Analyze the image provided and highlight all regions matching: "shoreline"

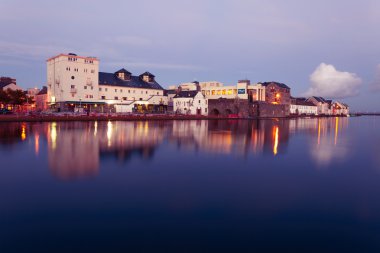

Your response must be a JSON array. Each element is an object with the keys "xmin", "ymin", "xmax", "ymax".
[{"xmin": 0, "ymin": 114, "xmax": 353, "ymax": 122}]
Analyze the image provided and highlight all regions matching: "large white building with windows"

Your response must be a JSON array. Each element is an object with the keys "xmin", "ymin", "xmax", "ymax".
[{"xmin": 47, "ymin": 53, "xmax": 167, "ymax": 113}]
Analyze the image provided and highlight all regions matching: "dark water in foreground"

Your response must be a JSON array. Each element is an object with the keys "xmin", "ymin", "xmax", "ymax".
[{"xmin": 1, "ymin": 117, "xmax": 380, "ymax": 253}]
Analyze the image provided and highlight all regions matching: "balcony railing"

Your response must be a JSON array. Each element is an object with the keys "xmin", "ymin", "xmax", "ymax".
[{"xmin": 70, "ymin": 88, "xmax": 77, "ymax": 93}]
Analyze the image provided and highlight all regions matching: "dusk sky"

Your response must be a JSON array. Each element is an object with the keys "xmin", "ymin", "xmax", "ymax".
[{"xmin": 1, "ymin": 0, "xmax": 380, "ymax": 111}]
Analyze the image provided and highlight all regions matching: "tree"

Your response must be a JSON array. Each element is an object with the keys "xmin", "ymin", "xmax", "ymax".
[
  {"xmin": 0, "ymin": 89, "xmax": 10, "ymax": 106},
  {"xmin": 6, "ymin": 89, "xmax": 27, "ymax": 111}
]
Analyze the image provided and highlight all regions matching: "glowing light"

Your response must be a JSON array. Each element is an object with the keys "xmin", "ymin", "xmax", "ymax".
[
  {"xmin": 51, "ymin": 122, "xmax": 57, "ymax": 150},
  {"xmin": 94, "ymin": 121, "xmax": 98, "ymax": 136},
  {"xmin": 51, "ymin": 96, "xmax": 56, "ymax": 103},
  {"xmin": 317, "ymin": 119, "xmax": 321, "ymax": 146},
  {"xmin": 273, "ymin": 126, "xmax": 279, "ymax": 155},
  {"xmin": 335, "ymin": 117, "xmax": 339, "ymax": 146},
  {"xmin": 35, "ymin": 134, "xmax": 40, "ymax": 155},
  {"xmin": 107, "ymin": 121, "xmax": 113, "ymax": 147},
  {"xmin": 21, "ymin": 124, "xmax": 26, "ymax": 141},
  {"xmin": 276, "ymin": 93, "xmax": 280, "ymax": 99}
]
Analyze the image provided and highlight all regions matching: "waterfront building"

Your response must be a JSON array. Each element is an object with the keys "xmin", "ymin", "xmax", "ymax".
[
  {"xmin": 47, "ymin": 53, "xmax": 167, "ymax": 113},
  {"xmin": 200, "ymin": 80, "xmax": 266, "ymax": 102},
  {"xmin": 306, "ymin": 96, "xmax": 331, "ymax": 115},
  {"xmin": 331, "ymin": 101, "xmax": 349, "ymax": 116},
  {"xmin": 290, "ymin": 97, "xmax": 318, "ymax": 115},
  {"xmin": 36, "ymin": 86, "xmax": 48, "ymax": 111},
  {"xmin": 0, "ymin": 77, "xmax": 23, "ymax": 91},
  {"xmin": 173, "ymin": 91, "xmax": 208, "ymax": 115}
]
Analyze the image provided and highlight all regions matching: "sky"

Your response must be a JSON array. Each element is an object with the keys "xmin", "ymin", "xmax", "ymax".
[{"xmin": 0, "ymin": 0, "xmax": 380, "ymax": 111}]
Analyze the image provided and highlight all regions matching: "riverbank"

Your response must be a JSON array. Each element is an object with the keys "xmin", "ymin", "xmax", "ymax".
[{"xmin": 0, "ymin": 113, "xmax": 353, "ymax": 122}]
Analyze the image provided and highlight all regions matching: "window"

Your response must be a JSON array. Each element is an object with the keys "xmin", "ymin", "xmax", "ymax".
[
  {"xmin": 157, "ymin": 92, "xmax": 159, "ymax": 95},
  {"xmin": 115, "ymin": 96, "xmax": 118, "ymax": 100},
  {"xmin": 115, "ymin": 89, "xmax": 117, "ymax": 92},
  {"xmin": 101, "ymin": 96, "xmax": 106, "ymax": 100},
  {"xmin": 84, "ymin": 86, "xmax": 87, "ymax": 89},
  {"xmin": 91, "ymin": 87, "xmax": 93, "ymax": 90},
  {"xmin": 99, "ymin": 88, "xmax": 102, "ymax": 91},
  {"xmin": 123, "ymin": 97, "xmax": 127, "ymax": 101},
  {"xmin": 105, "ymin": 88, "xmax": 108, "ymax": 92},
  {"xmin": 205, "ymin": 108, "xmax": 207, "ymax": 113},
  {"xmin": 71, "ymin": 85, "xmax": 75, "ymax": 88},
  {"xmin": 71, "ymin": 76, "xmax": 75, "ymax": 80},
  {"xmin": 128, "ymin": 90, "xmax": 131, "ymax": 93},
  {"xmin": 146, "ymin": 91, "xmax": 148, "ymax": 94},
  {"xmin": 139, "ymin": 98, "xmax": 143, "ymax": 101},
  {"xmin": 199, "ymin": 100, "xmax": 201, "ymax": 104},
  {"xmin": 120, "ymin": 89, "xmax": 122, "ymax": 93}
]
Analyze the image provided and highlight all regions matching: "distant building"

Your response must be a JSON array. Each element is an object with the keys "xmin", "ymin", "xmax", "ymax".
[
  {"xmin": 260, "ymin": 82, "xmax": 291, "ymax": 105},
  {"xmin": 0, "ymin": 77, "xmax": 23, "ymax": 91},
  {"xmin": 331, "ymin": 101, "xmax": 349, "ymax": 116},
  {"xmin": 306, "ymin": 96, "xmax": 331, "ymax": 115},
  {"xmin": 290, "ymin": 97, "xmax": 318, "ymax": 115},
  {"xmin": 36, "ymin": 86, "xmax": 48, "ymax": 111},
  {"xmin": 173, "ymin": 91, "xmax": 208, "ymax": 115},
  {"xmin": 47, "ymin": 53, "xmax": 167, "ymax": 113}
]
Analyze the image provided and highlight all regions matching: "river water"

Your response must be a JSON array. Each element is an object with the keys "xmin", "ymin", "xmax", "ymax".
[{"xmin": 1, "ymin": 117, "xmax": 380, "ymax": 252}]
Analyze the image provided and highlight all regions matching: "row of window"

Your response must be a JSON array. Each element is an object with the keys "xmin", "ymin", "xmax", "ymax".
[
  {"xmin": 99, "ymin": 87, "xmax": 160, "ymax": 95},
  {"xmin": 68, "ymin": 84, "xmax": 161, "ymax": 95},
  {"xmin": 66, "ymin": 67, "xmax": 95, "ymax": 73},
  {"xmin": 101, "ymin": 96, "xmax": 143, "ymax": 101},
  {"xmin": 202, "ymin": 89, "xmax": 238, "ymax": 96},
  {"xmin": 175, "ymin": 100, "xmax": 207, "ymax": 106}
]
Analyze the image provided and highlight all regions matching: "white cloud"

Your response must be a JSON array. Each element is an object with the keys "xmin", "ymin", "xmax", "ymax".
[
  {"xmin": 370, "ymin": 64, "xmax": 380, "ymax": 92},
  {"xmin": 304, "ymin": 63, "xmax": 362, "ymax": 99}
]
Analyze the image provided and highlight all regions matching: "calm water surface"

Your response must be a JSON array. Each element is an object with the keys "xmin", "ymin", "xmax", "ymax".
[{"xmin": 1, "ymin": 117, "xmax": 380, "ymax": 253}]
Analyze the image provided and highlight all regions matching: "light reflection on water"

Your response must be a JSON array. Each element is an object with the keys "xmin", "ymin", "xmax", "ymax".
[
  {"xmin": 0, "ymin": 118, "xmax": 353, "ymax": 180},
  {"xmin": 2, "ymin": 117, "xmax": 380, "ymax": 252}
]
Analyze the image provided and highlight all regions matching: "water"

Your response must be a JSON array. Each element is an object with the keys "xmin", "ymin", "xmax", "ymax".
[{"xmin": 1, "ymin": 117, "xmax": 380, "ymax": 253}]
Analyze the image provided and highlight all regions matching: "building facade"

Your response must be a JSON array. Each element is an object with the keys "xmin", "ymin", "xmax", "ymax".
[
  {"xmin": 173, "ymin": 91, "xmax": 208, "ymax": 115},
  {"xmin": 306, "ymin": 97, "xmax": 331, "ymax": 115},
  {"xmin": 47, "ymin": 53, "xmax": 167, "ymax": 113},
  {"xmin": 290, "ymin": 97, "xmax": 318, "ymax": 115},
  {"xmin": 36, "ymin": 86, "xmax": 48, "ymax": 111}
]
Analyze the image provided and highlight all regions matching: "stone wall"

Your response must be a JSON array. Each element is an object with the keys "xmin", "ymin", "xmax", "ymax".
[
  {"xmin": 208, "ymin": 98, "xmax": 289, "ymax": 118},
  {"xmin": 252, "ymin": 101, "xmax": 289, "ymax": 118}
]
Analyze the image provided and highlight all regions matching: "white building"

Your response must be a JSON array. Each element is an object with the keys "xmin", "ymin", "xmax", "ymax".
[
  {"xmin": 331, "ymin": 101, "xmax": 349, "ymax": 116},
  {"xmin": 173, "ymin": 80, "xmax": 266, "ymax": 102},
  {"xmin": 47, "ymin": 53, "xmax": 167, "ymax": 113},
  {"xmin": 290, "ymin": 98, "xmax": 318, "ymax": 115},
  {"xmin": 306, "ymin": 96, "xmax": 331, "ymax": 115},
  {"xmin": 173, "ymin": 91, "xmax": 208, "ymax": 115}
]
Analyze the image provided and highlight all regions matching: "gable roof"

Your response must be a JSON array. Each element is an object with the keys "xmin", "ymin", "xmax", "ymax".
[
  {"xmin": 292, "ymin": 98, "xmax": 316, "ymax": 106},
  {"xmin": 173, "ymin": 91, "xmax": 199, "ymax": 98},
  {"xmin": 99, "ymin": 72, "xmax": 163, "ymax": 90},
  {"xmin": 37, "ymin": 86, "xmax": 47, "ymax": 95},
  {"xmin": 115, "ymin": 68, "xmax": 132, "ymax": 75},
  {"xmin": 309, "ymin": 96, "xmax": 328, "ymax": 103},
  {"xmin": 259, "ymin": 81, "xmax": 290, "ymax": 89},
  {"xmin": 0, "ymin": 77, "xmax": 16, "ymax": 89},
  {"xmin": 140, "ymin": 71, "xmax": 155, "ymax": 78}
]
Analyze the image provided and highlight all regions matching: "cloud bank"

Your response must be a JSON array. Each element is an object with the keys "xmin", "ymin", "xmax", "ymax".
[
  {"xmin": 304, "ymin": 63, "xmax": 362, "ymax": 99},
  {"xmin": 370, "ymin": 64, "xmax": 380, "ymax": 92}
]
